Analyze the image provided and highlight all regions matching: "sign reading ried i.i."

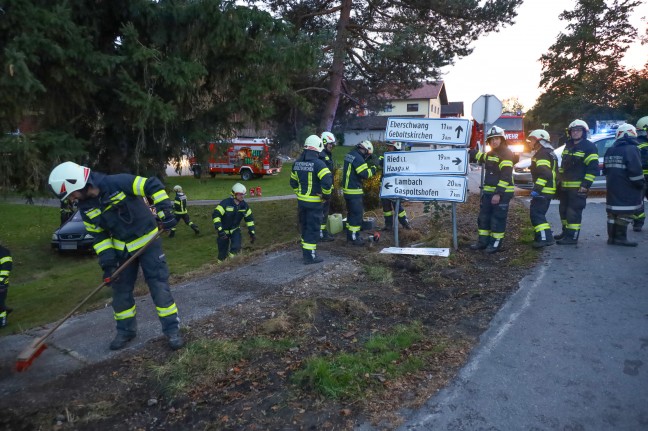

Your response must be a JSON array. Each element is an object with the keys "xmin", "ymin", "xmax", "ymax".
[{"xmin": 383, "ymin": 149, "xmax": 468, "ymax": 175}]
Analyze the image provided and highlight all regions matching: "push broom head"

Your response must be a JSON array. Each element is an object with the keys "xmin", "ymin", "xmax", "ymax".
[{"xmin": 15, "ymin": 340, "xmax": 48, "ymax": 372}]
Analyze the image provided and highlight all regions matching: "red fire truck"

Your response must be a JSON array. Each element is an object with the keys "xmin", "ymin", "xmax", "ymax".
[
  {"xmin": 191, "ymin": 138, "xmax": 282, "ymax": 181},
  {"xmin": 469, "ymin": 113, "xmax": 526, "ymax": 161}
]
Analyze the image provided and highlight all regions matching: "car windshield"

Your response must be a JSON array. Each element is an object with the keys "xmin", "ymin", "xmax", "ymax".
[{"xmin": 492, "ymin": 117, "xmax": 523, "ymax": 131}]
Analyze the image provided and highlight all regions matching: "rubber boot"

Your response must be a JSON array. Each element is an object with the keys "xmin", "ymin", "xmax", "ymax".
[
  {"xmin": 191, "ymin": 224, "xmax": 200, "ymax": 235},
  {"xmin": 633, "ymin": 222, "xmax": 643, "ymax": 232},
  {"xmin": 553, "ymin": 229, "xmax": 566, "ymax": 240},
  {"xmin": 382, "ymin": 216, "xmax": 393, "ymax": 231},
  {"xmin": 168, "ymin": 229, "xmax": 176, "ymax": 238},
  {"xmin": 347, "ymin": 231, "xmax": 365, "ymax": 246},
  {"xmin": 400, "ymin": 218, "xmax": 412, "ymax": 230},
  {"xmin": 612, "ymin": 224, "xmax": 638, "ymax": 247},
  {"xmin": 167, "ymin": 331, "xmax": 185, "ymax": 350},
  {"xmin": 303, "ymin": 249, "xmax": 324, "ymax": 264},
  {"xmin": 485, "ymin": 237, "xmax": 504, "ymax": 254},
  {"xmin": 607, "ymin": 222, "xmax": 616, "ymax": 245},
  {"xmin": 0, "ymin": 311, "xmax": 6, "ymax": 328},
  {"xmin": 469, "ymin": 235, "xmax": 489, "ymax": 250},
  {"xmin": 532, "ymin": 230, "xmax": 555, "ymax": 248},
  {"xmin": 109, "ymin": 332, "xmax": 136, "ymax": 350},
  {"xmin": 556, "ymin": 229, "xmax": 578, "ymax": 245},
  {"xmin": 320, "ymin": 229, "xmax": 335, "ymax": 242}
]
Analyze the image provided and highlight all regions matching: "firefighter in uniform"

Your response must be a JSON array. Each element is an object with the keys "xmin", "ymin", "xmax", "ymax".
[
  {"xmin": 632, "ymin": 116, "xmax": 648, "ymax": 231},
  {"xmin": 169, "ymin": 185, "xmax": 200, "ymax": 237},
  {"xmin": 343, "ymin": 140, "xmax": 378, "ymax": 245},
  {"xmin": 555, "ymin": 119, "xmax": 599, "ymax": 245},
  {"xmin": 212, "ymin": 183, "xmax": 256, "ymax": 263},
  {"xmin": 604, "ymin": 124, "xmax": 645, "ymax": 246},
  {"xmin": 291, "ymin": 135, "xmax": 333, "ymax": 264},
  {"xmin": 527, "ymin": 130, "xmax": 558, "ymax": 248},
  {"xmin": 379, "ymin": 141, "xmax": 412, "ymax": 231},
  {"xmin": 0, "ymin": 244, "xmax": 13, "ymax": 328},
  {"xmin": 319, "ymin": 131, "xmax": 336, "ymax": 242},
  {"xmin": 48, "ymin": 162, "xmax": 184, "ymax": 350},
  {"xmin": 468, "ymin": 126, "xmax": 515, "ymax": 253}
]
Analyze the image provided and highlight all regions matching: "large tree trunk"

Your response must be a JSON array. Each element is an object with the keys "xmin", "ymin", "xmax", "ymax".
[{"xmin": 318, "ymin": 0, "xmax": 352, "ymax": 133}]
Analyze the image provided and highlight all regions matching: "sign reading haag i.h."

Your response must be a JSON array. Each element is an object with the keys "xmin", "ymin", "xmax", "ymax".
[
  {"xmin": 383, "ymin": 149, "xmax": 467, "ymax": 175},
  {"xmin": 385, "ymin": 117, "xmax": 471, "ymax": 146},
  {"xmin": 380, "ymin": 175, "xmax": 467, "ymax": 203}
]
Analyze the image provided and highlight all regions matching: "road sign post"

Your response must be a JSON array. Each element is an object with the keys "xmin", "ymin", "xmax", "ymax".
[{"xmin": 471, "ymin": 95, "xmax": 503, "ymax": 188}]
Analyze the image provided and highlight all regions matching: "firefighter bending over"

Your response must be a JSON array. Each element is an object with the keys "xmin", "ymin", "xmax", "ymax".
[
  {"xmin": 48, "ymin": 162, "xmax": 184, "ymax": 351},
  {"xmin": 212, "ymin": 183, "xmax": 256, "ymax": 263},
  {"xmin": 291, "ymin": 135, "xmax": 333, "ymax": 264},
  {"xmin": 169, "ymin": 185, "xmax": 200, "ymax": 237}
]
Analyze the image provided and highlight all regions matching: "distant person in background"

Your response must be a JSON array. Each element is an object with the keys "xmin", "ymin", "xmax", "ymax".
[
  {"xmin": 212, "ymin": 183, "xmax": 256, "ymax": 263},
  {"xmin": 603, "ymin": 124, "xmax": 644, "ymax": 246},
  {"xmin": 631, "ymin": 116, "xmax": 648, "ymax": 231},
  {"xmin": 379, "ymin": 141, "xmax": 412, "ymax": 231},
  {"xmin": 527, "ymin": 130, "xmax": 558, "ymax": 248},
  {"xmin": 319, "ymin": 131, "xmax": 336, "ymax": 242},
  {"xmin": 468, "ymin": 126, "xmax": 514, "ymax": 253},
  {"xmin": 0, "ymin": 243, "xmax": 13, "ymax": 328},
  {"xmin": 169, "ymin": 185, "xmax": 200, "ymax": 237},
  {"xmin": 554, "ymin": 119, "xmax": 599, "ymax": 245}
]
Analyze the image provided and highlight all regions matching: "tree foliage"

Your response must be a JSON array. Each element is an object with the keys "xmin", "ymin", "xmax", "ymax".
[
  {"xmin": 527, "ymin": 0, "xmax": 644, "ymax": 133},
  {"xmin": 258, "ymin": 0, "xmax": 524, "ymax": 132},
  {"xmin": 0, "ymin": 0, "xmax": 315, "ymax": 193}
]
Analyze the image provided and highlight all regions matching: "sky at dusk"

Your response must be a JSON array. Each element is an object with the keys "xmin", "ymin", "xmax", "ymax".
[{"xmin": 441, "ymin": 0, "xmax": 648, "ymax": 113}]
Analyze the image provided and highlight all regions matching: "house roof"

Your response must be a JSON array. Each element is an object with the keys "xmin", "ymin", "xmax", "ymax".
[
  {"xmin": 382, "ymin": 81, "xmax": 448, "ymax": 105},
  {"xmin": 345, "ymin": 116, "xmax": 389, "ymax": 131},
  {"xmin": 441, "ymin": 101, "xmax": 464, "ymax": 117}
]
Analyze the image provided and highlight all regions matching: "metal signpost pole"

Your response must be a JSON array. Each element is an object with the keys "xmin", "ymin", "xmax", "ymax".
[
  {"xmin": 452, "ymin": 202, "xmax": 458, "ymax": 250},
  {"xmin": 394, "ymin": 198, "xmax": 400, "ymax": 247}
]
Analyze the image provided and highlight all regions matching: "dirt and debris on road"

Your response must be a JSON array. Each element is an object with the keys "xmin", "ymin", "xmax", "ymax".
[{"xmin": 0, "ymin": 195, "xmax": 539, "ymax": 431}]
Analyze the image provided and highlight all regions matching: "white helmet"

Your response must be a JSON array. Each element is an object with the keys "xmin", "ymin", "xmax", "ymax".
[
  {"xmin": 527, "ymin": 129, "xmax": 550, "ymax": 143},
  {"xmin": 48, "ymin": 161, "xmax": 91, "ymax": 201},
  {"xmin": 173, "ymin": 185, "xmax": 183, "ymax": 192},
  {"xmin": 615, "ymin": 123, "xmax": 637, "ymax": 139},
  {"xmin": 321, "ymin": 131, "xmax": 336, "ymax": 146},
  {"xmin": 636, "ymin": 116, "xmax": 648, "ymax": 133},
  {"xmin": 486, "ymin": 126, "xmax": 506, "ymax": 142},
  {"xmin": 358, "ymin": 140, "xmax": 374, "ymax": 155},
  {"xmin": 568, "ymin": 119, "xmax": 589, "ymax": 132},
  {"xmin": 304, "ymin": 134, "xmax": 324, "ymax": 152},
  {"xmin": 387, "ymin": 141, "xmax": 402, "ymax": 150},
  {"xmin": 232, "ymin": 182, "xmax": 246, "ymax": 195}
]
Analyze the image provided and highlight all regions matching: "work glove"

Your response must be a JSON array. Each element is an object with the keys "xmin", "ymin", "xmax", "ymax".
[
  {"xmin": 530, "ymin": 190, "xmax": 542, "ymax": 198},
  {"xmin": 157, "ymin": 209, "xmax": 178, "ymax": 230},
  {"xmin": 249, "ymin": 233, "xmax": 256, "ymax": 244},
  {"xmin": 218, "ymin": 230, "xmax": 229, "ymax": 240}
]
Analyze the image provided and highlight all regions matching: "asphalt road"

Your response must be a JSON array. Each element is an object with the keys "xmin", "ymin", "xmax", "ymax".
[{"xmin": 390, "ymin": 197, "xmax": 648, "ymax": 431}]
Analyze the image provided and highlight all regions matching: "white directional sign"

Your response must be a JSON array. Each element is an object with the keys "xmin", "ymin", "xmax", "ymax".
[
  {"xmin": 385, "ymin": 117, "xmax": 471, "ymax": 146},
  {"xmin": 471, "ymin": 95, "xmax": 502, "ymax": 125},
  {"xmin": 383, "ymin": 149, "xmax": 468, "ymax": 175},
  {"xmin": 380, "ymin": 175, "xmax": 467, "ymax": 203}
]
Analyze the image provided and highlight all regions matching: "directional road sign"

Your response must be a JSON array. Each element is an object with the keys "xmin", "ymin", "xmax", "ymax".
[
  {"xmin": 471, "ymin": 95, "xmax": 502, "ymax": 125},
  {"xmin": 383, "ymin": 149, "xmax": 468, "ymax": 175},
  {"xmin": 385, "ymin": 117, "xmax": 471, "ymax": 146},
  {"xmin": 380, "ymin": 175, "xmax": 467, "ymax": 203}
]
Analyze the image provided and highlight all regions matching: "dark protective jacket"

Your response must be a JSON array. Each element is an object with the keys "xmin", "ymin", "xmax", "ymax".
[
  {"xmin": 342, "ymin": 148, "xmax": 377, "ymax": 196},
  {"xmin": 173, "ymin": 192, "xmax": 189, "ymax": 215},
  {"xmin": 603, "ymin": 136, "xmax": 645, "ymax": 214},
  {"xmin": 0, "ymin": 245, "xmax": 12, "ymax": 286},
  {"xmin": 530, "ymin": 146, "xmax": 558, "ymax": 196},
  {"xmin": 559, "ymin": 138, "xmax": 599, "ymax": 189},
  {"xmin": 637, "ymin": 135, "xmax": 648, "ymax": 176},
  {"xmin": 290, "ymin": 149, "xmax": 333, "ymax": 206},
  {"xmin": 470, "ymin": 144, "xmax": 515, "ymax": 197},
  {"xmin": 320, "ymin": 148, "xmax": 334, "ymax": 171},
  {"xmin": 212, "ymin": 197, "xmax": 255, "ymax": 235},
  {"xmin": 78, "ymin": 172, "xmax": 173, "ymax": 267}
]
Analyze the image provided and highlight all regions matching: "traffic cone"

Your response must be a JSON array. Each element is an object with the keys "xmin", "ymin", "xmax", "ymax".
[
  {"xmin": 256, "ymin": 186, "xmax": 262, "ymax": 197},
  {"xmin": 250, "ymin": 187, "xmax": 256, "ymax": 197}
]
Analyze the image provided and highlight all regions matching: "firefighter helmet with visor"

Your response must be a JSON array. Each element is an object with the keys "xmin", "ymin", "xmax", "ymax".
[
  {"xmin": 173, "ymin": 185, "xmax": 182, "ymax": 192},
  {"xmin": 527, "ymin": 129, "xmax": 550, "ymax": 143},
  {"xmin": 321, "ymin": 131, "xmax": 336, "ymax": 146},
  {"xmin": 48, "ymin": 161, "xmax": 91, "ymax": 201},
  {"xmin": 232, "ymin": 183, "xmax": 246, "ymax": 196},
  {"xmin": 304, "ymin": 135, "xmax": 324, "ymax": 152},
  {"xmin": 486, "ymin": 126, "xmax": 506, "ymax": 142},
  {"xmin": 615, "ymin": 123, "xmax": 637, "ymax": 139},
  {"xmin": 636, "ymin": 116, "xmax": 648, "ymax": 133},
  {"xmin": 357, "ymin": 140, "xmax": 374, "ymax": 155},
  {"xmin": 387, "ymin": 141, "xmax": 402, "ymax": 150},
  {"xmin": 568, "ymin": 119, "xmax": 589, "ymax": 133}
]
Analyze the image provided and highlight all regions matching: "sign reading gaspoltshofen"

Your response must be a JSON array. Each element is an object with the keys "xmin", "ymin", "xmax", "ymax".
[
  {"xmin": 380, "ymin": 175, "xmax": 467, "ymax": 203},
  {"xmin": 385, "ymin": 117, "xmax": 471, "ymax": 146},
  {"xmin": 383, "ymin": 149, "xmax": 467, "ymax": 175}
]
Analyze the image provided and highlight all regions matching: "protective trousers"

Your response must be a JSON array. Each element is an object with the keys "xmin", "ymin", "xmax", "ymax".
[
  {"xmin": 477, "ymin": 193, "xmax": 511, "ymax": 247},
  {"xmin": 111, "ymin": 239, "xmax": 179, "ymax": 337},
  {"xmin": 632, "ymin": 182, "xmax": 648, "ymax": 229},
  {"xmin": 530, "ymin": 195, "xmax": 552, "ymax": 240},
  {"xmin": 558, "ymin": 188, "xmax": 587, "ymax": 239},
  {"xmin": 381, "ymin": 198, "xmax": 408, "ymax": 227},
  {"xmin": 344, "ymin": 196, "xmax": 364, "ymax": 240},
  {"xmin": 299, "ymin": 202, "xmax": 323, "ymax": 254},
  {"xmin": 217, "ymin": 229, "xmax": 242, "ymax": 261},
  {"xmin": 321, "ymin": 198, "xmax": 331, "ymax": 233}
]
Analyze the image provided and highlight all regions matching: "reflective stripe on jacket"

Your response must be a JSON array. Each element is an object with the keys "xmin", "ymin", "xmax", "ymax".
[
  {"xmin": 0, "ymin": 245, "xmax": 12, "ymax": 285},
  {"xmin": 173, "ymin": 192, "xmax": 188, "ymax": 214},
  {"xmin": 604, "ymin": 136, "xmax": 645, "ymax": 213},
  {"xmin": 531, "ymin": 146, "xmax": 558, "ymax": 195},
  {"xmin": 559, "ymin": 138, "xmax": 599, "ymax": 188},
  {"xmin": 470, "ymin": 145, "xmax": 515, "ymax": 196},
  {"xmin": 342, "ymin": 148, "xmax": 376, "ymax": 195},
  {"xmin": 212, "ymin": 197, "xmax": 255, "ymax": 234},
  {"xmin": 291, "ymin": 149, "xmax": 333, "ymax": 204}
]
